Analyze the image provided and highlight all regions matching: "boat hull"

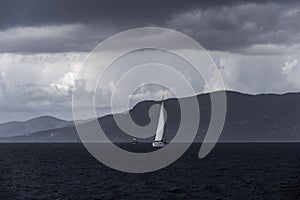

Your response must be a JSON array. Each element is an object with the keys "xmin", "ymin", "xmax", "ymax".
[{"xmin": 152, "ymin": 141, "xmax": 167, "ymax": 147}]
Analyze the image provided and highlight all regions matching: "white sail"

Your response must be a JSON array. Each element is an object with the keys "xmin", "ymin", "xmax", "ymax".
[{"xmin": 155, "ymin": 100, "xmax": 165, "ymax": 141}]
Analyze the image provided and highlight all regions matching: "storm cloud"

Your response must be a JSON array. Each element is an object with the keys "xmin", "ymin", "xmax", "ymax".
[
  {"xmin": 0, "ymin": 0, "xmax": 300, "ymax": 122},
  {"xmin": 0, "ymin": 0, "xmax": 299, "ymax": 53}
]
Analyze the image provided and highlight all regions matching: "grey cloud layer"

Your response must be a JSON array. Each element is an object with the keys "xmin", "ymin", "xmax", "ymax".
[
  {"xmin": 1, "ymin": 0, "xmax": 300, "ymax": 122},
  {"xmin": 0, "ymin": 0, "xmax": 271, "ymax": 29},
  {"xmin": 168, "ymin": 2, "xmax": 300, "ymax": 52},
  {"xmin": 0, "ymin": 0, "xmax": 299, "ymax": 53}
]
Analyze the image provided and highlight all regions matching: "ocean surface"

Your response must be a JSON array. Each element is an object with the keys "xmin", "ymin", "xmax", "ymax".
[{"xmin": 0, "ymin": 143, "xmax": 299, "ymax": 199}]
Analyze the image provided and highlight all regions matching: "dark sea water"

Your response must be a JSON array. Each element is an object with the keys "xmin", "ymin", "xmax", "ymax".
[{"xmin": 0, "ymin": 143, "xmax": 299, "ymax": 199}]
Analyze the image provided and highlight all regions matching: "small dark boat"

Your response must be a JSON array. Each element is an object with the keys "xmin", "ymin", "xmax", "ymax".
[{"xmin": 131, "ymin": 138, "xmax": 138, "ymax": 144}]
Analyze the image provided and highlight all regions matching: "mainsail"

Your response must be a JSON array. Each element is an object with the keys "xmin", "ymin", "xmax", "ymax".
[{"xmin": 155, "ymin": 100, "xmax": 165, "ymax": 141}]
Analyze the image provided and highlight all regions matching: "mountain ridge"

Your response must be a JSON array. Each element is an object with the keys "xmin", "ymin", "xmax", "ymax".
[
  {"xmin": 0, "ymin": 91, "xmax": 299, "ymax": 142},
  {"xmin": 0, "ymin": 115, "xmax": 73, "ymax": 137}
]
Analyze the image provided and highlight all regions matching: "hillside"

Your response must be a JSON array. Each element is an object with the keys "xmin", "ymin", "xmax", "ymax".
[{"xmin": 0, "ymin": 91, "xmax": 299, "ymax": 142}]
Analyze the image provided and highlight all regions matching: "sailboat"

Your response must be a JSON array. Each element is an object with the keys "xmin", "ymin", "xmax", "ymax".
[{"xmin": 152, "ymin": 96, "xmax": 167, "ymax": 147}]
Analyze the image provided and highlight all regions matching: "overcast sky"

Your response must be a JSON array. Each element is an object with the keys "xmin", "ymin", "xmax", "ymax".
[{"xmin": 0, "ymin": 0, "xmax": 300, "ymax": 122}]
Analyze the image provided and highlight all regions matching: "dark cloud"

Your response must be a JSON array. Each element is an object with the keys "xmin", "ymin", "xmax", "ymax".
[
  {"xmin": 0, "ymin": 0, "xmax": 280, "ymax": 29},
  {"xmin": 0, "ymin": 0, "xmax": 299, "ymax": 52},
  {"xmin": 1, "ymin": 0, "xmax": 300, "ymax": 122},
  {"xmin": 167, "ymin": 1, "xmax": 300, "ymax": 52}
]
